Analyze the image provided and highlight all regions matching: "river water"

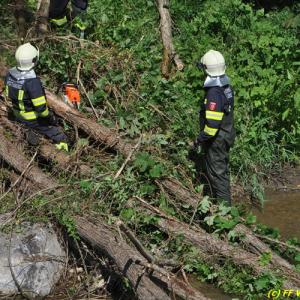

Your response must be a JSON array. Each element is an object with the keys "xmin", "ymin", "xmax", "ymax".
[
  {"xmin": 253, "ymin": 190, "xmax": 300, "ymax": 240},
  {"xmin": 191, "ymin": 189, "xmax": 300, "ymax": 300}
]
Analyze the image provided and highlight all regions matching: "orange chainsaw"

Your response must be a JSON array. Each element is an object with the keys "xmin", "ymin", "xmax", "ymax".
[{"xmin": 61, "ymin": 83, "xmax": 81, "ymax": 109}]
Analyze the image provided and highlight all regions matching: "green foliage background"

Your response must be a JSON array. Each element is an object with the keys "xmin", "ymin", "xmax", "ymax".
[
  {"xmin": 2, "ymin": 0, "xmax": 298, "ymax": 195},
  {"xmin": 0, "ymin": 1, "xmax": 300, "ymax": 298},
  {"xmin": 71, "ymin": 0, "xmax": 299, "ymax": 196}
]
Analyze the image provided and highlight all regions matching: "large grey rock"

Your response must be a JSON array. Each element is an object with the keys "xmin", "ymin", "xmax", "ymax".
[{"xmin": 0, "ymin": 220, "xmax": 66, "ymax": 299}]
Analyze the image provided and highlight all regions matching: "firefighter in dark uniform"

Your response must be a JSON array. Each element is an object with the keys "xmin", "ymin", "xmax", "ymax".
[
  {"xmin": 4, "ymin": 43, "xmax": 68, "ymax": 151},
  {"xmin": 194, "ymin": 50, "xmax": 236, "ymax": 205},
  {"xmin": 49, "ymin": 0, "xmax": 88, "ymax": 28}
]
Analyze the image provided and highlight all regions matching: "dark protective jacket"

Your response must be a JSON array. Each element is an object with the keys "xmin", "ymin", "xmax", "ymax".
[
  {"xmin": 196, "ymin": 75, "xmax": 236, "ymax": 205},
  {"xmin": 5, "ymin": 68, "xmax": 49, "ymax": 121},
  {"xmin": 198, "ymin": 83, "xmax": 235, "ymax": 146}
]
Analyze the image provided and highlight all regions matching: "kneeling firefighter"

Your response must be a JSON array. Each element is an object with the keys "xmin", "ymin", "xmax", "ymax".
[
  {"xmin": 4, "ymin": 43, "xmax": 68, "ymax": 151},
  {"xmin": 194, "ymin": 50, "xmax": 236, "ymax": 205}
]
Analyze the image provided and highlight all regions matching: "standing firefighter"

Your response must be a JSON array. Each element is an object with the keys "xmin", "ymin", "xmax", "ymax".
[
  {"xmin": 194, "ymin": 50, "xmax": 236, "ymax": 205},
  {"xmin": 4, "ymin": 43, "xmax": 68, "ymax": 151},
  {"xmin": 49, "ymin": 0, "xmax": 88, "ymax": 29}
]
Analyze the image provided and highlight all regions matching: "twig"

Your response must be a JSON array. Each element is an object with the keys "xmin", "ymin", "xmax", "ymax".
[
  {"xmin": 256, "ymin": 234, "xmax": 300, "ymax": 253},
  {"xmin": 117, "ymin": 219, "xmax": 154, "ymax": 263},
  {"xmin": 76, "ymin": 60, "xmax": 82, "ymax": 85},
  {"xmin": 0, "ymin": 151, "xmax": 38, "ymax": 202},
  {"xmin": 78, "ymin": 78, "xmax": 99, "ymax": 120},
  {"xmin": 113, "ymin": 136, "xmax": 142, "ymax": 180},
  {"xmin": 1, "ymin": 184, "xmax": 65, "ymax": 227},
  {"xmin": 134, "ymin": 259, "xmax": 171, "ymax": 278},
  {"xmin": 74, "ymin": 239, "xmax": 91, "ymax": 300},
  {"xmin": 189, "ymin": 195, "xmax": 203, "ymax": 226},
  {"xmin": 148, "ymin": 103, "xmax": 172, "ymax": 122},
  {"xmin": 181, "ymin": 268, "xmax": 190, "ymax": 286}
]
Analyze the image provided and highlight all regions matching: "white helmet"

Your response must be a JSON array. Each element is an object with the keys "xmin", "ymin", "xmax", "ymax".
[
  {"xmin": 200, "ymin": 50, "xmax": 226, "ymax": 77},
  {"xmin": 15, "ymin": 43, "xmax": 39, "ymax": 71}
]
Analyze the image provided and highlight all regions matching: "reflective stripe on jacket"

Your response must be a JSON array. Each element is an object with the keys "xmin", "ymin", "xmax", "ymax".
[
  {"xmin": 5, "ymin": 68, "xmax": 49, "ymax": 121},
  {"xmin": 198, "ymin": 85, "xmax": 235, "ymax": 143}
]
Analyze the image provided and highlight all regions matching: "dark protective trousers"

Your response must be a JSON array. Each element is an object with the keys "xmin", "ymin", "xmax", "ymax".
[
  {"xmin": 202, "ymin": 131, "xmax": 232, "ymax": 205},
  {"xmin": 17, "ymin": 118, "xmax": 67, "ymax": 144},
  {"xmin": 49, "ymin": 0, "xmax": 88, "ymax": 19}
]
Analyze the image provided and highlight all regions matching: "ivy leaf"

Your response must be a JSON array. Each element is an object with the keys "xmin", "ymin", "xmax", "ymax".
[
  {"xmin": 294, "ymin": 253, "xmax": 300, "ymax": 262},
  {"xmin": 149, "ymin": 164, "xmax": 163, "ymax": 178},
  {"xmin": 254, "ymin": 276, "xmax": 271, "ymax": 291},
  {"xmin": 218, "ymin": 202, "xmax": 232, "ymax": 216},
  {"xmin": 259, "ymin": 252, "xmax": 272, "ymax": 266},
  {"xmin": 120, "ymin": 208, "xmax": 134, "ymax": 221},
  {"xmin": 204, "ymin": 215, "xmax": 216, "ymax": 226},
  {"xmin": 198, "ymin": 196, "xmax": 211, "ymax": 214},
  {"xmin": 134, "ymin": 152, "xmax": 155, "ymax": 172},
  {"xmin": 245, "ymin": 213, "xmax": 257, "ymax": 225}
]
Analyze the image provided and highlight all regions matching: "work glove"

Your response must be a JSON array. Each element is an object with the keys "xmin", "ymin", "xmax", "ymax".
[{"xmin": 193, "ymin": 138, "xmax": 202, "ymax": 154}]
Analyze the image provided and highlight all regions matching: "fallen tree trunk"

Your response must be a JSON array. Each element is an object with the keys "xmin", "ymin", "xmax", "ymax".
[
  {"xmin": 45, "ymin": 91, "xmax": 134, "ymax": 157},
  {"xmin": 0, "ymin": 129, "xmax": 56, "ymax": 190},
  {"xmin": 39, "ymin": 144, "xmax": 92, "ymax": 177},
  {"xmin": 156, "ymin": 0, "xmax": 184, "ymax": 78},
  {"xmin": 136, "ymin": 198, "xmax": 300, "ymax": 290},
  {"xmin": 44, "ymin": 88, "xmax": 300, "ymax": 288},
  {"xmin": 75, "ymin": 216, "xmax": 210, "ymax": 300},
  {"xmin": 160, "ymin": 178, "xmax": 300, "ymax": 287},
  {"xmin": 0, "ymin": 107, "xmax": 92, "ymax": 177}
]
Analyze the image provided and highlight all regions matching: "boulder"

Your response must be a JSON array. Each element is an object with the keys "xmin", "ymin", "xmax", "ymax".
[{"xmin": 0, "ymin": 220, "xmax": 66, "ymax": 299}]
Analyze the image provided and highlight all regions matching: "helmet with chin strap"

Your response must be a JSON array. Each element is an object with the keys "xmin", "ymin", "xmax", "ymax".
[
  {"xmin": 200, "ymin": 50, "xmax": 226, "ymax": 77},
  {"xmin": 15, "ymin": 43, "xmax": 39, "ymax": 71}
]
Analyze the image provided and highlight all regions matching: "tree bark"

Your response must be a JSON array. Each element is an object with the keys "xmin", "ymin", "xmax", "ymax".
[
  {"xmin": 45, "ymin": 91, "xmax": 134, "ymax": 157},
  {"xmin": 35, "ymin": 0, "xmax": 50, "ymax": 36},
  {"xmin": 0, "ymin": 129, "xmax": 56, "ymax": 190},
  {"xmin": 138, "ymin": 200, "xmax": 300, "ymax": 290},
  {"xmin": 74, "ymin": 216, "xmax": 210, "ymax": 300},
  {"xmin": 160, "ymin": 178, "xmax": 300, "ymax": 288},
  {"xmin": 156, "ymin": 0, "xmax": 184, "ymax": 78},
  {"xmin": 39, "ymin": 144, "xmax": 92, "ymax": 177}
]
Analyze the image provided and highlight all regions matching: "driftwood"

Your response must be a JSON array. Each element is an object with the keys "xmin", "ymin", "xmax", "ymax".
[
  {"xmin": 75, "ymin": 216, "xmax": 210, "ymax": 300},
  {"xmin": 160, "ymin": 178, "xmax": 300, "ymax": 287},
  {"xmin": 156, "ymin": 0, "xmax": 184, "ymax": 78},
  {"xmin": 35, "ymin": 0, "xmax": 50, "ymax": 35},
  {"xmin": 45, "ymin": 91, "xmax": 134, "ymax": 157}
]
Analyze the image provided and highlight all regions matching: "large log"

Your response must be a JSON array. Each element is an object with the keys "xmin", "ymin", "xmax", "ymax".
[
  {"xmin": 44, "ymin": 89, "xmax": 300, "ymax": 288},
  {"xmin": 160, "ymin": 178, "xmax": 300, "ymax": 287},
  {"xmin": 0, "ymin": 107, "xmax": 92, "ymax": 177},
  {"xmin": 39, "ymin": 144, "xmax": 92, "ymax": 177},
  {"xmin": 0, "ymin": 129, "xmax": 56, "ymax": 190},
  {"xmin": 156, "ymin": 0, "xmax": 184, "ymax": 78},
  {"xmin": 75, "ymin": 216, "xmax": 210, "ymax": 300},
  {"xmin": 138, "ymin": 200, "xmax": 300, "ymax": 290},
  {"xmin": 45, "ymin": 91, "xmax": 134, "ymax": 157}
]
